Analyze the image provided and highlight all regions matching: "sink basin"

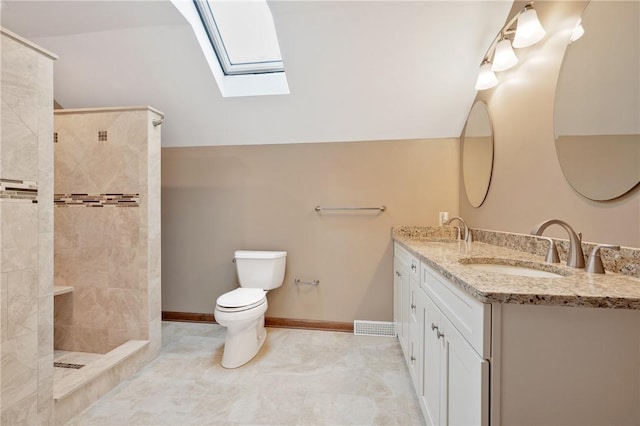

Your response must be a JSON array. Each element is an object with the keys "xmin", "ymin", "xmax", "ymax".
[{"xmin": 459, "ymin": 258, "xmax": 570, "ymax": 278}]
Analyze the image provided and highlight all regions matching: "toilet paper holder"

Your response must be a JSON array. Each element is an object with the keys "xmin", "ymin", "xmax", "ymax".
[{"xmin": 294, "ymin": 278, "xmax": 319, "ymax": 286}]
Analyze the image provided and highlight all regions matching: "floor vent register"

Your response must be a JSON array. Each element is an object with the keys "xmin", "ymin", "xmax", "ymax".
[{"xmin": 353, "ymin": 320, "xmax": 396, "ymax": 337}]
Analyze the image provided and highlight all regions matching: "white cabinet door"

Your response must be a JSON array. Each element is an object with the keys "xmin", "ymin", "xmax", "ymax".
[
  {"xmin": 393, "ymin": 258, "xmax": 403, "ymax": 343},
  {"xmin": 393, "ymin": 257, "xmax": 410, "ymax": 358},
  {"xmin": 408, "ymin": 277, "xmax": 424, "ymax": 395},
  {"xmin": 442, "ymin": 315, "xmax": 489, "ymax": 426},
  {"xmin": 422, "ymin": 290, "xmax": 443, "ymax": 426}
]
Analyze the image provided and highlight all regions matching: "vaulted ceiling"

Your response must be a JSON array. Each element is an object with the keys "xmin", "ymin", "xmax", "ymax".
[{"xmin": 1, "ymin": 0, "xmax": 512, "ymax": 147}]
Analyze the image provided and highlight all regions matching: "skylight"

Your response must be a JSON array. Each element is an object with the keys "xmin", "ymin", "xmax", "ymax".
[{"xmin": 194, "ymin": 0, "xmax": 284, "ymax": 76}]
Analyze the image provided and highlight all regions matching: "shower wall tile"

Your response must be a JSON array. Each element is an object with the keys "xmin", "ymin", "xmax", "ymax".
[
  {"xmin": 54, "ymin": 110, "xmax": 146, "ymax": 195},
  {"xmin": 72, "ymin": 326, "xmax": 109, "ymax": 353},
  {"xmin": 54, "ymin": 249, "xmax": 109, "ymax": 289},
  {"xmin": 37, "ymin": 352, "xmax": 54, "ymax": 413},
  {"xmin": 6, "ymin": 268, "xmax": 38, "ymax": 339},
  {"xmin": 1, "ymin": 202, "xmax": 38, "ymax": 272},
  {"xmin": 39, "ymin": 232, "xmax": 53, "ymax": 297},
  {"xmin": 0, "ymin": 392, "xmax": 38, "ymax": 426},
  {"xmin": 1, "ymin": 35, "xmax": 38, "ymax": 183},
  {"xmin": 1, "ymin": 98, "xmax": 38, "ymax": 182},
  {"xmin": 149, "ymin": 276, "xmax": 162, "ymax": 322},
  {"xmin": 38, "ymin": 56, "xmax": 54, "ymax": 235},
  {"xmin": 38, "ymin": 295, "xmax": 53, "ymax": 358},
  {"xmin": 1, "ymin": 273, "xmax": 7, "ymax": 343},
  {"xmin": 0, "ymin": 35, "xmax": 38, "ymax": 135},
  {"xmin": 1, "ymin": 330, "xmax": 38, "ymax": 408},
  {"xmin": 53, "ymin": 293, "xmax": 73, "ymax": 326},
  {"xmin": 54, "ymin": 247, "xmax": 141, "ymax": 289},
  {"xmin": 107, "ymin": 325, "xmax": 144, "ymax": 349}
]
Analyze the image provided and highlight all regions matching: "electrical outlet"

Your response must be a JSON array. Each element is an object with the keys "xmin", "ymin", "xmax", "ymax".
[{"xmin": 439, "ymin": 211, "xmax": 449, "ymax": 225}]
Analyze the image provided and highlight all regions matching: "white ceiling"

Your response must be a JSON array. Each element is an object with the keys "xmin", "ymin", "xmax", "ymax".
[{"xmin": 1, "ymin": 0, "xmax": 512, "ymax": 147}]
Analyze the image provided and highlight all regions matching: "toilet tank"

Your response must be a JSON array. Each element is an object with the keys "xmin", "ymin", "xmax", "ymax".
[{"xmin": 234, "ymin": 250, "xmax": 287, "ymax": 290}]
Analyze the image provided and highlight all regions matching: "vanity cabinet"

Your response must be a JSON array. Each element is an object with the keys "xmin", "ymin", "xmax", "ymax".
[
  {"xmin": 395, "ymin": 243, "xmax": 489, "ymax": 426},
  {"xmin": 420, "ymin": 262, "xmax": 489, "ymax": 426},
  {"xmin": 394, "ymin": 241, "xmax": 640, "ymax": 426}
]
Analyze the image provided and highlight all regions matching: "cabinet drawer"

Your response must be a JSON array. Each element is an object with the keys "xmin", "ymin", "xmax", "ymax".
[
  {"xmin": 394, "ymin": 242, "xmax": 420, "ymax": 279},
  {"xmin": 421, "ymin": 263, "xmax": 491, "ymax": 359}
]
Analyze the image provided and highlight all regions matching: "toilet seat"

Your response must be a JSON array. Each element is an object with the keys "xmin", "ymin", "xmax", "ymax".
[{"xmin": 216, "ymin": 288, "xmax": 266, "ymax": 313}]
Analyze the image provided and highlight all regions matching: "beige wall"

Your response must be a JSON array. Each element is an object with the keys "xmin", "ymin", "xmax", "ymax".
[
  {"xmin": 460, "ymin": 0, "xmax": 640, "ymax": 248},
  {"xmin": 53, "ymin": 108, "xmax": 162, "ymax": 354},
  {"xmin": 162, "ymin": 139, "xmax": 458, "ymax": 322},
  {"xmin": 0, "ymin": 28, "xmax": 55, "ymax": 424}
]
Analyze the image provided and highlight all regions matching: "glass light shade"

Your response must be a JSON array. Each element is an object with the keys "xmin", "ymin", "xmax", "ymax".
[
  {"xmin": 491, "ymin": 39, "xmax": 518, "ymax": 72},
  {"xmin": 570, "ymin": 20, "xmax": 584, "ymax": 43},
  {"xmin": 475, "ymin": 62, "xmax": 498, "ymax": 91},
  {"xmin": 513, "ymin": 8, "xmax": 546, "ymax": 48}
]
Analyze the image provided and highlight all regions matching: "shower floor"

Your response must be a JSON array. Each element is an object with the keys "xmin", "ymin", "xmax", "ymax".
[{"xmin": 54, "ymin": 350, "xmax": 103, "ymax": 381}]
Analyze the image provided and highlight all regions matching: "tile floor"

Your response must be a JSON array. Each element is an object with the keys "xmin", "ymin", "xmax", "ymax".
[{"xmin": 66, "ymin": 321, "xmax": 424, "ymax": 425}]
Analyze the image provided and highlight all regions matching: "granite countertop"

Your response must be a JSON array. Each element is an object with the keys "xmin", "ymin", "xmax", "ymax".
[{"xmin": 393, "ymin": 228, "xmax": 640, "ymax": 310}]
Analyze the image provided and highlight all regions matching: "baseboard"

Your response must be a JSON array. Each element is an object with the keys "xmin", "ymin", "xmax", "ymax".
[
  {"xmin": 162, "ymin": 311, "xmax": 215, "ymax": 323},
  {"xmin": 265, "ymin": 317, "xmax": 353, "ymax": 332},
  {"xmin": 161, "ymin": 311, "xmax": 353, "ymax": 332}
]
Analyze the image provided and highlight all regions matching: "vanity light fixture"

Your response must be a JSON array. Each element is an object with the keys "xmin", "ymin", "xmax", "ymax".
[
  {"xmin": 569, "ymin": 18, "xmax": 584, "ymax": 43},
  {"xmin": 512, "ymin": 5, "xmax": 546, "ymax": 48},
  {"xmin": 491, "ymin": 38, "xmax": 519, "ymax": 72},
  {"xmin": 475, "ymin": 60, "xmax": 499, "ymax": 90},
  {"xmin": 475, "ymin": 3, "xmax": 546, "ymax": 91}
]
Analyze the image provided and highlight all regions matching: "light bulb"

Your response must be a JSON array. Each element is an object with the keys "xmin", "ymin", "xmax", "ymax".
[
  {"xmin": 513, "ymin": 7, "xmax": 546, "ymax": 48},
  {"xmin": 570, "ymin": 19, "xmax": 584, "ymax": 43},
  {"xmin": 475, "ymin": 62, "xmax": 498, "ymax": 91},
  {"xmin": 491, "ymin": 39, "xmax": 518, "ymax": 72}
]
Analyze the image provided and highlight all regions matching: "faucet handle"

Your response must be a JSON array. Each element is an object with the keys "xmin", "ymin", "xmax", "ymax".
[
  {"xmin": 537, "ymin": 236, "xmax": 560, "ymax": 264},
  {"xmin": 585, "ymin": 244, "xmax": 620, "ymax": 274}
]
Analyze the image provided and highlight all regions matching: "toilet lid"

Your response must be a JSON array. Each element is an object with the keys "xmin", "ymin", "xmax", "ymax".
[{"xmin": 216, "ymin": 288, "xmax": 266, "ymax": 309}]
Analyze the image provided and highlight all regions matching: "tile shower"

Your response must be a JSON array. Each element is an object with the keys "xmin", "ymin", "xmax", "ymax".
[
  {"xmin": 0, "ymin": 27, "xmax": 163, "ymax": 425},
  {"xmin": 52, "ymin": 107, "xmax": 162, "ymax": 423},
  {"xmin": 53, "ymin": 107, "xmax": 162, "ymax": 355}
]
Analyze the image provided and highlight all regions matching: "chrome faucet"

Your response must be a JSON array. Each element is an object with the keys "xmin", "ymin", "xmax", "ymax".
[
  {"xmin": 445, "ymin": 216, "xmax": 473, "ymax": 243},
  {"xmin": 531, "ymin": 219, "xmax": 585, "ymax": 268}
]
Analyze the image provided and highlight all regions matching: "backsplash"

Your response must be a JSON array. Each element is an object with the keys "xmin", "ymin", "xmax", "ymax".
[{"xmin": 393, "ymin": 226, "xmax": 640, "ymax": 278}]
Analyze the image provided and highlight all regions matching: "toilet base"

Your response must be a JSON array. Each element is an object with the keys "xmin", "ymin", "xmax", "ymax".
[
  {"xmin": 221, "ymin": 315, "xmax": 266, "ymax": 368},
  {"xmin": 215, "ymin": 302, "xmax": 269, "ymax": 369}
]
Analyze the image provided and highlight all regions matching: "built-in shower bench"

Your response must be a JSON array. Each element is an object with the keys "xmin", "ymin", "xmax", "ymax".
[{"xmin": 53, "ymin": 285, "xmax": 74, "ymax": 296}]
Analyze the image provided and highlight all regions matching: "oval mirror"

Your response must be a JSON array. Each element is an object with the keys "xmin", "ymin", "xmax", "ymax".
[
  {"xmin": 554, "ymin": 1, "xmax": 640, "ymax": 201},
  {"xmin": 462, "ymin": 101, "xmax": 494, "ymax": 207}
]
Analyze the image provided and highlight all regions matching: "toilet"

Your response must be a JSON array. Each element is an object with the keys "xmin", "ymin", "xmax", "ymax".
[{"xmin": 214, "ymin": 250, "xmax": 287, "ymax": 368}]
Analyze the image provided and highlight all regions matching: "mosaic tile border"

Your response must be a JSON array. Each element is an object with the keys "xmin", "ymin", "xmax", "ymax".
[
  {"xmin": 54, "ymin": 193, "xmax": 140, "ymax": 207},
  {"xmin": 0, "ymin": 178, "xmax": 38, "ymax": 203}
]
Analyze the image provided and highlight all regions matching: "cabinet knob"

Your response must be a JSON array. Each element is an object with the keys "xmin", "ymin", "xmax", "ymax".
[
  {"xmin": 431, "ymin": 323, "xmax": 439, "ymax": 331},
  {"xmin": 395, "ymin": 271, "xmax": 402, "ymax": 277},
  {"xmin": 410, "ymin": 356, "xmax": 416, "ymax": 362},
  {"xmin": 411, "ymin": 304, "xmax": 416, "ymax": 310},
  {"xmin": 436, "ymin": 331, "xmax": 445, "ymax": 339},
  {"xmin": 411, "ymin": 264, "xmax": 417, "ymax": 271}
]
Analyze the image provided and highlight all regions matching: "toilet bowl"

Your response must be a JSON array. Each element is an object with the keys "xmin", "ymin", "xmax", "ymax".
[{"xmin": 214, "ymin": 250, "xmax": 286, "ymax": 368}]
